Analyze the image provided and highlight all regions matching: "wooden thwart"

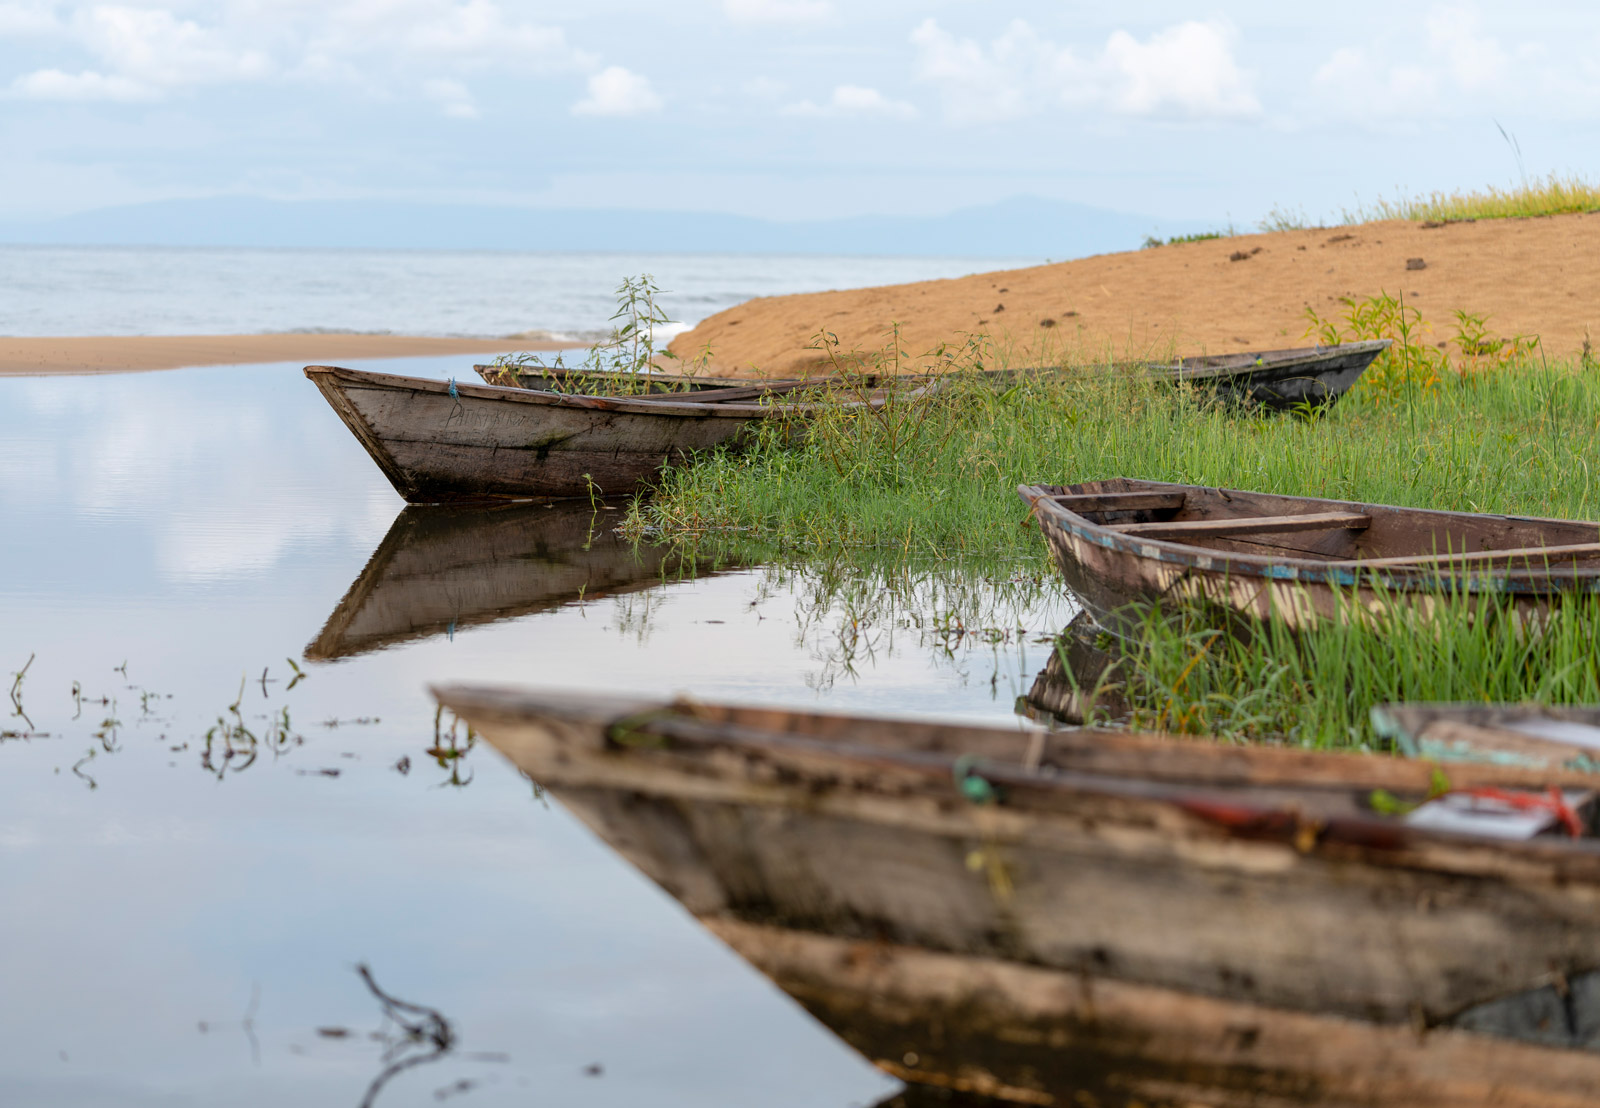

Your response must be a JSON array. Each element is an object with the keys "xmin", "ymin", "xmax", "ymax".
[
  {"xmin": 669, "ymin": 378, "xmax": 828, "ymax": 404},
  {"xmin": 1048, "ymin": 491, "xmax": 1187, "ymax": 513},
  {"xmin": 1109, "ymin": 511, "xmax": 1371, "ymax": 541},
  {"xmin": 1337, "ymin": 541, "xmax": 1600, "ymax": 570}
]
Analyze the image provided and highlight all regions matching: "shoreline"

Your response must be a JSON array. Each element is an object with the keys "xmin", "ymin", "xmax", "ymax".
[{"xmin": 0, "ymin": 332, "xmax": 590, "ymax": 375}]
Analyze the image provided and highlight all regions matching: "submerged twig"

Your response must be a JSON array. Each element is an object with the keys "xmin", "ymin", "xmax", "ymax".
[{"xmin": 356, "ymin": 964, "xmax": 457, "ymax": 1108}]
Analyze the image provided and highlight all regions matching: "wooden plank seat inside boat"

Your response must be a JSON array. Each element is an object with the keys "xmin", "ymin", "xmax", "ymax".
[{"xmin": 1107, "ymin": 511, "xmax": 1372, "ymax": 541}]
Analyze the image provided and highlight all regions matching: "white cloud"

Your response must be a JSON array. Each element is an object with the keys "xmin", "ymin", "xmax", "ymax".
[
  {"xmin": 75, "ymin": 5, "xmax": 273, "ymax": 86},
  {"xmin": 0, "ymin": 1, "xmax": 59, "ymax": 35},
  {"xmin": 911, "ymin": 17, "xmax": 1259, "ymax": 125},
  {"xmin": 8, "ymin": 66, "xmax": 155, "ymax": 101},
  {"xmin": 422, "ymin": 76, "xmax": 477, "ymax": 118},
  {"xmin": 303, "ymin": 0, "xmax": 599, "ymax": 74},
  {"xmin": 723, "ymin": 0, "xmax": 831, "ymax": 24},
  {"xmin": 1100, "ymin": 23, "xmax": 1260, "ymax": 118},
  {"xmin": 1314, "ymin": 4, "xmax": 1524, "ymax": 115},
  {"xmin": 6, "ymin": 4, "xmax": 271, "ymax": 100},
  {"xmin": 2, "ymin": 1, "xmax": 611, "ymax": 107},
  {"xmin": 1426, "ymin": 6, "xmax": 1508, "ymax": 89},
  {"xmin": 782, "ymin": 84, "xmax": 916, "ymax": 119},
  {"xmin": 572, "ymin": 65, "xmax": 661, "ymax": 116},
  {"xmin": 1313, "ymin": 46, "xmax": 1436, "ymax": 108}
]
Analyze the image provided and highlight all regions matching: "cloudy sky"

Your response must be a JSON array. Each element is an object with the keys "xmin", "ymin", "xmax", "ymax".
[{"xmin": 1, "ymin": 0, "xmax": 1597, "ymax": 224}]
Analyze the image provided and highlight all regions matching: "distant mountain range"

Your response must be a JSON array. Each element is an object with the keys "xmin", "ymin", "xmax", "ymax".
[{"xmin": 0, "ymin": 195, "xmax": 1213, "ymax": 258}]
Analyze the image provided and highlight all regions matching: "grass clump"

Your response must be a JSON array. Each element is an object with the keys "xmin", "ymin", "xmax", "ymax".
[
  {"xmin": 1347, "ymin": 173, "xmax": 1600, "ymax": 224},
  {"xmin": 1142, "ymin": 230, "xmax": 1228, "ymax": 248},
  {"xmin": 1093, "ymin": 590, "xmax": 1600, "ymax": 748}
]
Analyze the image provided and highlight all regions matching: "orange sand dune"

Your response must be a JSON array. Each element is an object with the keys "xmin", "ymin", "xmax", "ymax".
[
  {"xmin": 0, "ymin": 332, "xmax": 585, "ymax": 375},
  {"xmin": 669, "ymin": 214, "xmax": 1600, "ymax": 377}
]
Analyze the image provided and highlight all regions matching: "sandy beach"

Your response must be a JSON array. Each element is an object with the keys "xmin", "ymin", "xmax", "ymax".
[
  {"xmin": 669, "ymin": 213, "xmax": 1600, "ymax": 376},
  {"xmin": 0, "ymin": 332, "xmax": 588, "ymax": 375}
]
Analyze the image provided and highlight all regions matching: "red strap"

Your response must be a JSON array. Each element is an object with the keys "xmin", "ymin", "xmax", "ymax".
[{"xmin": 1450, "ymin": 786, "xmax": 1583, "ymax": 838}]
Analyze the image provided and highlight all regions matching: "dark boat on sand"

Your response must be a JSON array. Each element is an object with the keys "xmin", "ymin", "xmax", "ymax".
[
  {"xmin": 1019, "ymin": 478, "xmax": 1600, "ymax": 634},
  {"xmin": 304, "ymin": 501, "xmax": 716, "ymax": 661},
  {"xmin": 305, "ymin": 365, "xmax": 922, "ymax": 503},
  {"xmin": 434, "ymin": 684, "xmax": 1600, "ymax": 1107},
  {"xmin": 1143, "ymin": 338, "xmax": 1389, "ymax": 410}
]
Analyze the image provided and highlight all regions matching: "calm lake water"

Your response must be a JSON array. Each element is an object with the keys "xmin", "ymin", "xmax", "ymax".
[
  {"xmin": 0, "ymin": 248, "xmax": 1034, "ymax": 340},
  {"xmin": 0, "ymin": 358, "xmax": 1075, "ymax": 1107}
]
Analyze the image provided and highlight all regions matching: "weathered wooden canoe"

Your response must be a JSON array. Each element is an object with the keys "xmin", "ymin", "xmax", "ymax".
[
  {"xmin": 1374, "ymin": 703, "xmax": 1600, "ymax": 773},
  {"xmin": 434, "ymin": 685, "xmax": 1600, "ymax": 1106},
  {"xmin": 306, "ymin": 365, "xmax": 911, "ymax": 502},
  {"xmin": 1019, "ymin": 478, "xmax": 1600, "ymax": 634},
  {"xmin": 304, "ymin": 501, "xmax": 716, "ymax": 661},
  {"xmin": 480, "ymin": 340, "xmax": 1389, "ymax": 412},
  {"xmin": 1148, "ymin": 338, "xmax": 1390, "ymax": 410}
]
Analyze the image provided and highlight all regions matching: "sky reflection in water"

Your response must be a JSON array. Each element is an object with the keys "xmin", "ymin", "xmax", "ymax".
[{"xmin": 0, "ymin": 359, "xmax": 1075, "ymax": 1107}]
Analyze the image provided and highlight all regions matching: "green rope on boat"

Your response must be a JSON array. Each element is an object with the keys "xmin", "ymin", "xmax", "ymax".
[{"xmin": 953, "ymin": 754, "xmax": 999, "ymax": 805}]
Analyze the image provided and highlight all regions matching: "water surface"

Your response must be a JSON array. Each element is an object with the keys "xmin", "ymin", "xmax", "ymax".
[
  {"xmin": 0, "ymin": 360, "xmax": 1073, "ymax": 1107},
  {"xmin": 0, "ymin": 248, "xmax": 1032, "ymax": 339}
]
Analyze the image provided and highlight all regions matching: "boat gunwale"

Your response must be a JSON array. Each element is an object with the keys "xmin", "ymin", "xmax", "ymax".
[
  {"xmin": 1020, "ymin": 478, "xmax": 1600, "ymax": 593},
  {"xmin": 1158, "ymin": 338, "xmax": 1391, "ymax": 382},
  {"xmin": 431, "ymin": 683, "xmax": 1600, "ymax": 870},
  {"xmin": 305, "ymin": 364, "xmax": 910, "ymax": 419},
  {"xmin": 475, "ymin": 339, "xmax": 1390, "ymax": 391}
]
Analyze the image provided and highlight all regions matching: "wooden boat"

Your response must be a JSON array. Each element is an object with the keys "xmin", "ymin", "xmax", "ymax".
[
  {"xmin": 1374, "ymin": 703, "xmax": 1600, "ymax": 773},
  {"xmin": 1018, "ymin": 478, "xmax": 1600, "ymax": 634},
  {"xmin": 479, "ymin": 339, "xmax": 1389, "ymax": 413},
  {"xmin": 304, "ymin": 501, "xmax": 716, "ymax": 661},
  {"xmin": 433, "ymin": 685, "xmax": 1600, "ymax": 1106},
  {"xmin": 306, "ymin": 365, "xmax": 917, "ymax": 502},
  {"xmin": 1145, "ymin": 338, "xmax": 1389, "ymax": 410}
]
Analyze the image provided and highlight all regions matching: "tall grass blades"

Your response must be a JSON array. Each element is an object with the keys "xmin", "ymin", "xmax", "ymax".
[
  {"xmin": 1111, "ymin": 587, "xmax": 1600, "ymax": 749},
  {"xmin": 1345, "ymin": 174, "xmax": 1600, "ymax": 224}
]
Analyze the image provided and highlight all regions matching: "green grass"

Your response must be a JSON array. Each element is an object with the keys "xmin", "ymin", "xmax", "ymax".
[
  {"xmin": 1346, "ymin": 173, "xmax": 1600, "ymax": 223},
  {"xmin": 1101, "ymin": 590, "xmax": 1600, "ymax": 748},
  {"xmin": 1142, "ymin": 230, "xmax": 1227, "ymax": 248},
  {"xmin": 627, "ymin": 358, "xmax": 1600, "ymax": 560},
  {"xmin": 625, "ymin": 350, "xmax": 1600, "ymax": 749}
]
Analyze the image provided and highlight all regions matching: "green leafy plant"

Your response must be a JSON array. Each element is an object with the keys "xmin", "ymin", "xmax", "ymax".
[
  {"xmin": 492, "ymin": 275, "xmax": 699, "ymax": 396},
  {"xmin": 1303, "ymin": 293, "xmax": 1539, "ymax": 399}
]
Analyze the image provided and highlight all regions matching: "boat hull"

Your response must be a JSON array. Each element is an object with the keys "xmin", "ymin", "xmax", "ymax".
[
  {"xmin": 1168, "ymin": 339, "xmax": 1388, "ymax": 410},
  {"xmin": 307, "ymin": 365, "xmax": 778, "ymax": 502}
]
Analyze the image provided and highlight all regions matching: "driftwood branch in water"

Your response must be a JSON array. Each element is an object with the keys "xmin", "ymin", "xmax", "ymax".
[{"xmin": 355, "ymin": 963, "xmax": 457, "ymax": 1108}]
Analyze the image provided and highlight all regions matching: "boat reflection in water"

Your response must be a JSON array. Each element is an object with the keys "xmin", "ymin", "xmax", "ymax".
[
  {"xmin": 437, "ymin": 685, "xmax": 1600, "ymax": 1108},
  {"xmin": 1017, "ymin": 613, "xmax": 1129, "ymax": 728},
  {"xmin": 306, "ymin": 501, "xmax": 710, "ymax": 661}
]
